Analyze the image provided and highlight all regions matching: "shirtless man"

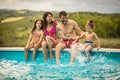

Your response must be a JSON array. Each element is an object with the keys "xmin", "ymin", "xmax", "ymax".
[{"xmin": 56, "ymin": 11, "xmax": 83, "ymax": 64}]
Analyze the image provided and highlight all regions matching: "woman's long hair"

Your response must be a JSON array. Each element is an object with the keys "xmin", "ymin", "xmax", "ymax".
[
  {"xmin": 42, "ymin": 12, "xmax": 53, "ymax": 30},
  {"xmin": 31, "ymin": 19, "xmax": 43, "ymax": 33}
]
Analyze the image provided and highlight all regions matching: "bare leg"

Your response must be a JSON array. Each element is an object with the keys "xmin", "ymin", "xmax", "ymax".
[
  {"xmin": 42, "ymin": 41, "xmax": 48, "ymax": 61},
  {"xmin": 46, "ymin": 37, "xmax": 54, "ymax": 60},
  {"xmin": 24, "ymin": 48, "xmax": 29, "ymax": 61},
  {"xmin": 48, "ymin": 43, "xmax": 54, "ymax": 60},
  {"xmin": 70, "ymin": 51, "xmax": 75, "ymax": 64},
  {"xmin": 70, "ymin": 42, "xmax": 78, "ymax": 64},
  {"xmin": 32, "ymin": 48, "xmax": 37, "ymax": 61},
  {"xmin": 85, "ymin": 45, "xmax": 93, "ymax": 62},
  {"xmin": 56, "ymin": 42, "xmax": 66, "ymax": 64}
]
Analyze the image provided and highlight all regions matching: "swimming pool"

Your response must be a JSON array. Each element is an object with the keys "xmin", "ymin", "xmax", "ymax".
[{"xmin": 0, "ymin": 47, "xmax": 120, "ymax": 80}]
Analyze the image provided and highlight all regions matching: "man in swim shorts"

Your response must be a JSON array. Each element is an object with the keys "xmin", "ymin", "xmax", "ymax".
[{"xmin": 56, "ymin": 11, "xmax": 83, "ymax": 64}]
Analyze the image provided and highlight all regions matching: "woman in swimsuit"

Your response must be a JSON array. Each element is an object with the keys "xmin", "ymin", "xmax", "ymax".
[
  {"xmin": 24, "ymin": 19, "xmax": 44, "ymax": 61},
  {"xmin": 42, "ymin": 12, "xmax": 58, "ymax": 60}
]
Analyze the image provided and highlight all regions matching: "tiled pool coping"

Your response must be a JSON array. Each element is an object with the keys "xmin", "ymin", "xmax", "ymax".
[{"xmin": 0, "ymin": 47, "xmax": 120, "ymax": 53}]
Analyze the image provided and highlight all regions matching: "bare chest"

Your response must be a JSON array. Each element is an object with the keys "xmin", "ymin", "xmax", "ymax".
[{"xmin": 85, "ymin": 33, "xmax": 95, "ymax": 39}]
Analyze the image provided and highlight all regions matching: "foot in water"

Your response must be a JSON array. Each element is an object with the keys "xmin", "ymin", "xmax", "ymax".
[
  {"xmin": 87, "ymin": 57, "xmax": 90, "ymax": 62},
  {"xmin": 50, "ymin": 54, "xmax": 54, "ymax": 60},
  {"xmin": 85, "ymin": 57, "xmax": 90, "ymax": 63}
]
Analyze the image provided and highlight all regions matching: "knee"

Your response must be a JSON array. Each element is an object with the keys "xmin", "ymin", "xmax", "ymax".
[
  {"xmin": 56, "ymin": 45, "xmax": 59, "ymax": 49},
  {"xmin": 42, "ymin": 41, "xmax": 47, "ymax": 48},
  {"xmin": 56, "ymin": 45, "xmax": 61, "ymax": 52},
  {"xmin": 24, "ymin": 46, "xmax": 29, "ymax": 50},
  {"xmin": 46, "ymin": 36, "xmax": 51, "ymax": 41}
]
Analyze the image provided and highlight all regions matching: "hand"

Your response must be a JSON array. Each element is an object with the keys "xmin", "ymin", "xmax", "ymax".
[
  {"xmin": 76, "ymin": 36, "xmax": 80, "ymax": 40},
  {"xmin": 72, "ymin": 41, "xmax": 76, "ymax": 44},
  {"xmin": 34, "ymin": 43, "xmax": 39, "ymax": 48},
  {"xmin": 46, "ymin": 36, "xmax": 51, "ymax": 39},
  {"xmin": 46, "ymin": 36, "xmax": 51, "ymax": 42},
  {"xmin": 72, "ymin": 39, "xmax": 78, "ymax": 44},
  {"xmin": 97, "ymin": 46, "xmax": 101, "ymax": 50},
  {"xmin": 60, "ymin": 33, "xmax": 64, "ymax": 38}
]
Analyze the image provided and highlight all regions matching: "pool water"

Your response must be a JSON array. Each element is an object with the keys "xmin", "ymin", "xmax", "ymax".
[{"xmin": 0, "ymin": 50, "xmax": 120, "ymax": 80}]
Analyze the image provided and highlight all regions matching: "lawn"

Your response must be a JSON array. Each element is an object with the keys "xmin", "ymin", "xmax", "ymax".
[
  {"xmin": 79, "ymin": 38, "xmax": 120, "ymax": 49},
  {"xmin": 0, "ymin": 11, "xmax": 120, "ymax": 48},
  {"xmin": 1, "ymin": 17, "xmax": 24, "ymax": 23}
]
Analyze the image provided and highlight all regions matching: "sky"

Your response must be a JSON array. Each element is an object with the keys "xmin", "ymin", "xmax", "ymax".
[{"xmin": 0, "ymin": 0, "xmax": 120, "ymax": 13}]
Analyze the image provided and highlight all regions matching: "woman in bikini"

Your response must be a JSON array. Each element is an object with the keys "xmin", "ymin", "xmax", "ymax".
[
  {"xmin": 42, "ymin": 12, "xmax": 58, "ymax": 60},
  {"xmin": 24, "ymin": 19, "xmax": 44, "ymax": 61}
]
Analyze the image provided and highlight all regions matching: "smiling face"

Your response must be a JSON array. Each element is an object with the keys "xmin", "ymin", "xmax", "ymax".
[
  {"xmin": 46, "ymin": 14, "xmax": 53, "ymax": 23},
  {"xmin": 60, "ymin": 15, "xmax": 67, "ymax": 25},
  {"xmin": 36, "ymin": 20, "xmax": 42, "ymax": 30},
  {"xmin": 85, "ymin": 26, "xmax": 93, "ymax": 33}
]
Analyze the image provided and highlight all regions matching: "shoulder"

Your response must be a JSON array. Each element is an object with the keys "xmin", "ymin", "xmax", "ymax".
[
  {"xmin": 68, "ymin": 19, "xmax": 78, "ymax": 27},
  {"xmin": 92, "ymin": 32, "xmax": 96, "ymax": 35},
  {"xmin": 92, "ymin": 32, "xmax": 98, "ymax": 36},
  {"xmin": 68, "ymin": 19, "xmax": 77, "ymax": 24},
  {"xmin": 56, "ymin": 22, "xmax": 62, "ymax": 30}
]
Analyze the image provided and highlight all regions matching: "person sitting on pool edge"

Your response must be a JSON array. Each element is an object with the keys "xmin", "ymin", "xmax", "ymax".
[
  {"xmin": 73, "ymin": 20, "xmax": 101, "ymax": 62},
  {"xmin": 24, "ymin": 19, "xmax": 44, "ymax": 61},
  {"xmin": 55, "ymin": 11, "xmax": 83, "ymax": 64},
  {"xmin": 41, "ymin": 12, "xmax": 58, "ymax": 60}
]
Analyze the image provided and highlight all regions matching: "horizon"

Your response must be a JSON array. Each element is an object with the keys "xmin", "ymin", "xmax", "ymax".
[{"xmin": 0, "ymin": 8, "xmax": 120, "ymax": 14}]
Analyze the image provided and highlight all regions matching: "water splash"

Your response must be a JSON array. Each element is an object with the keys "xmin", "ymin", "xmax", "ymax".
[
  {"xmin": 71, "ymin": 43, "xmax": 85, "ymax": 63},
  {"xmin": 0, "ymin": 50, "xmax": 120, "ymax": 80},
  {"xmin": 0, "ymin": 59, "xmax": 31, "ymax": 80}
]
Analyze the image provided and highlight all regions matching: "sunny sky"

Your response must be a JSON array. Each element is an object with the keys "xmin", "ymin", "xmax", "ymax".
[{"xmin": 0, "ymin": 0, "xmax": 120, "ymax": 13}]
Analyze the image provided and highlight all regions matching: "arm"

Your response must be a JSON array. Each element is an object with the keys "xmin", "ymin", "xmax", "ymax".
[
  {"xmin": 26, "ymin": 33, "xmax": 32, "ymax": 45},
  {"xmin": 37, "ymin": 32, "xmax": 44, "ymax": 45},
  {"xmin": 94, "ymin": 32, "xmax": 101, "ymax": 50},
  {"xmin": 72, "ymin": 32, "xmax": 85, "ymax": 42},
  {"xmin": 56, "ymin": 23, "xmax": 69, "ymax": 40},
  {"xmin": 73, "ymin": 21, "xmax": 83, "ymax": 36}
]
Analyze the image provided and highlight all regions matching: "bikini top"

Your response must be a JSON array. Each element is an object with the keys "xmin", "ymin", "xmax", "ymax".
[
  {"xmin": 45, "ymin": 20, "xmax": 57, "ymax": 36},
  {"xmin": 32, "ymin": 32, "xmax": 41, "ymax": 37}
]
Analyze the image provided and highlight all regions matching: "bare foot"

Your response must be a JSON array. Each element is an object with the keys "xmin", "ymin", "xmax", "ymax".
[
  {"xmin": 50, "ymin": 54, "xmax": 54, "ymax": 60},
  {"xmin": 87, "ymin": 57, "xmax": 90, "ymax": 63}
]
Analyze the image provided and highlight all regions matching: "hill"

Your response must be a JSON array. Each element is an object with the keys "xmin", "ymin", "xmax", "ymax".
[{"xmin": 0, "ymin": 9, "xmax": 120, "ymax": 47}]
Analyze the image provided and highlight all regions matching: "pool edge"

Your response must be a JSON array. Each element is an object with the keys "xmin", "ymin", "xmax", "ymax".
[{"xmin": 0, "ymin": 47, "xmax": 120, "ymax": 53}]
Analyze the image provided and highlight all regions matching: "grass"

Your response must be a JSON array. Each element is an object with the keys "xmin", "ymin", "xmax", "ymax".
[
  {"xmin": 98, "ymin": 38, "xmax": 120, "ymax": 48},
  {"xmin": 79, "ymin": 38, "xmax": 120, "ymax": 49},
  {"xmin": 1, "ymin": 17, "xmax": 24, "ymax": 23},
  {"xmin": 0, "ymin": 16, "xmax": 42, "ymax": 47},
  {"xmin": 0, "ymin": 36, "xmax": 120, "ymax": 48},
  {"xmin": 0, "ymin": 16, "xmax": 120, "ymax": 48}
]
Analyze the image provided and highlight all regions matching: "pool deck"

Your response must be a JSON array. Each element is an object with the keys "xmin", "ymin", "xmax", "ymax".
[{"xmin": 0, "ymin": 47, "xmax": 120, "ymax": 53}]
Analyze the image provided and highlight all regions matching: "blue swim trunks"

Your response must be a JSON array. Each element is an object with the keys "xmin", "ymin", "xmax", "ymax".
[{"xmin": 85, "ymin": 41, "xmax": 93, "ymax": 46}]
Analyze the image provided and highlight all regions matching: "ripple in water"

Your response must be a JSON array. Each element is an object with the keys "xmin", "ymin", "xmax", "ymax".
[{"xmin": 0, "ymin": 52, "xmax": 120, "ymax": 80}]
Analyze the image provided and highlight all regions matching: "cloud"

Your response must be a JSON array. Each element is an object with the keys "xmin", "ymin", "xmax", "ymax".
[{"xmin": 0, "ymin": 0, "xmax": 120, "ymax": 13}]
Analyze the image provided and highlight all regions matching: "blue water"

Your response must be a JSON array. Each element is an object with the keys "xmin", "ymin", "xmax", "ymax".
[{"xmin": 0, "ymin": 50, "xmax": 120, "ymax": 80}]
